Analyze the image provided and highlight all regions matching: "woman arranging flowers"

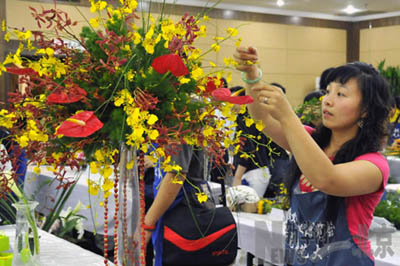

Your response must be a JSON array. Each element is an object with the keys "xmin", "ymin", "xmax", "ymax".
[{"xmin": 234, "ymin": 46, "xmax": 392, "ymax": 265}]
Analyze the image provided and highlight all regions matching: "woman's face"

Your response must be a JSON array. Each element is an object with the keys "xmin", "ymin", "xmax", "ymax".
[{"xmin": 321, "ymin": 78, "xmax": 364, "ymax": 134}]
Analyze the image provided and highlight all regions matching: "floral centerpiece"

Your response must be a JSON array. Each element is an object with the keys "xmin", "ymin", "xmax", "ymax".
[
  {"xmin": 0, "ymin": 0, "xmax": 253, "ymax": 264},
  {"xmin": 385, "ymin": 138, "xmax": 400, "ymax": 157}
]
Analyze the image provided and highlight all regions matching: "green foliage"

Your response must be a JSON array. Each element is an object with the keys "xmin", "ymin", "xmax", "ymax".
[
  {"xmin": 295, "ymin": 97, "xmax": 322, "ymax": 125},
  {"xmin": 76, "ymin": 14, "xmax": 207, "ymax": 144},
  {"xmin": 377, "ymin": 60, "xmax": 400, "ymax": 97},
  {"xmin": 374, "ymin": 191, "xmax": 400, "ymax": 229}
]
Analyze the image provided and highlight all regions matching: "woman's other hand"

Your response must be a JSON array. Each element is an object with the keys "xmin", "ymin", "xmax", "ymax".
[{"xmin": 253, "ymin": 84, "xmax": 294, "ymax": 122}]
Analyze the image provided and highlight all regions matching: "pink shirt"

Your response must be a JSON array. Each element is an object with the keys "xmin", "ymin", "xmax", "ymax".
[{"xmin": 300, "ymin": 126, "xmax": 389, "ymax": 260}]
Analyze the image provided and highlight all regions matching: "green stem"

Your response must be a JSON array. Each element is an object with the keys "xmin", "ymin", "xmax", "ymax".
[
  {"xmin": 42, "ymin": 179, "xmax": 79, "ymax": 232},
  {"xmin": 18, "ymin": 195, "xmax": 40, "ymax": 255},
  {"xmin": 0, "ymin": 199, "xmax": 16, "ymax": 222},
  {"xmin": 94, "ymin": 53, "xmax": 137, "ymax": 115}
]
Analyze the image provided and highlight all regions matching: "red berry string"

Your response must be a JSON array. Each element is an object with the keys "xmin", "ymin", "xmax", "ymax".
[
  {"xmin": 103, "ymin": 197, "xmax": 109, "ymax": 266},
  {"xmin": 113, "ymin": 166, "xmax": 120, "ymax": 266},
  {"xmin": 139, "ymin": 151, "xmax": 146, "ymax": 266},
  {"xmin": 122, "ymin": 159, "xmax": 129, "ymax": 263}
]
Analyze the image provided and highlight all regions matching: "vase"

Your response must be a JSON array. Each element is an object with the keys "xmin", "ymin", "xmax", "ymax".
[
  {"xmin": 118, "ymin": 145, "xmax": 143, "ymax": 266},
  {"xmin": 11, "ymin": 201, "xmax": 40, "ymax": 266}
]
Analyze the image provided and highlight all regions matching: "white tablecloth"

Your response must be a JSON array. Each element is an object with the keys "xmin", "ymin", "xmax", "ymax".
[
  {"xmin": 0, "ymin": 224, "xmax": 112, "ymax": 266},
  {"xmin": 233, "ymin": 209, "xmax": 286, "ymax": 265},
  {"xmin": 233, "ymin": 209, "xmax": 400, "ymax": 266},
  {"xmin": 24, "ymin": 166, "xmax": 133, "ymax": 236}
]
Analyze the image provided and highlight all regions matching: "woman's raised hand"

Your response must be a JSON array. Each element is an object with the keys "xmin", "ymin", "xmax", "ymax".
[{"xmin": 233, "ymin": 46, "xmax": 259, "ymax": 75}]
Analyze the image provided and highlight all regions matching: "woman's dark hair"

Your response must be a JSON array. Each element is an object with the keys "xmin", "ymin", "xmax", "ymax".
[
  {"xmin": 319, "ymin": 67, "xmax": 334, "ymax": 91},
  {"xmin": 285, "ymin": 62, "xmax": 393, "ymax": 195}
]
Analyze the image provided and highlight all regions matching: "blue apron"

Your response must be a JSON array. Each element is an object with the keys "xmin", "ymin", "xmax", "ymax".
[{"xmin": 285, "ymin": 180, "xmax": 374, "ymax": 266}]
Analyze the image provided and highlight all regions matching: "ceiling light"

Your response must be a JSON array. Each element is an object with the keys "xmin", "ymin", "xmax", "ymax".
[
  {"xmin": 223, "ymin": 10, "xmax": 234, "ymax": 19},
  {"xmin": 277, "ymin": 0, "xmax": 285, "ymax": 7},
  {"xmin": 343, "ymin": 4, "xmax": 361, "ymax": 14}
]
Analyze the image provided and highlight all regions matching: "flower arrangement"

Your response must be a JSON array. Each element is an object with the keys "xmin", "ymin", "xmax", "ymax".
[
  {"xmin": 256, "ymin": 183, "xmax": 289, "ymax": 214},
  {"xmin": 385, "ymin": 138, "xmax": 400, "ymax": 157},
  {"xmin": 296, "ymin": 95, "xmax": 323, "ymax": 126},
  {"xmin": 0, "ymin": 0, "xmax": 253, "ymax": 264},
  {"xmin": 374, "ymin": 190, "xmax": 400, "ymax": 230}
]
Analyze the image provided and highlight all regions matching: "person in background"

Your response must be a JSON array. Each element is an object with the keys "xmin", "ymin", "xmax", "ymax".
[
  {"xmin": 235, "ymin": 46, "xmax": 392, "ymax": 265},
  {"xmin": 143, "ymin": 155, "xmax": 155, "ymax": 266},
  {"xmin": 209, "ymin": 77, "xmax": 233, "ymax": 186},
  {"xmin": 232, "ymin": 85, "xmax": 289, "ymax": 198},
  {"xmin": 144, "ymin": 145, "xmax": 208, "ymax": 266},
  {"xmin": 0, "ymin": 127, "xmax": 27, "ymax": 225},
  {"xmin": 0, "ymin": 128, "xmax": 27, "ymax": 186}
]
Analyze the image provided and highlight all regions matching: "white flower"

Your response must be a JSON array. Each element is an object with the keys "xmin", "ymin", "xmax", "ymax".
[
  {"xmin": 72, "ymin": 201, "xmax": 83, "ymax": 215},
  {"xmin": 75, "ymin": 218, "xmax": 84, "ymax": 239},
  {"xmin": 226, "ymin": 185, "xmax": 260, "ymax": 209}
]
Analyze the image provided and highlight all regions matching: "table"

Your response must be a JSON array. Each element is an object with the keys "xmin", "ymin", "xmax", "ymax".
[
  {"xmin": 233, "ymin": 209, "xmax": 400, "ymax": 266},
  {"xmin": 0, "ymin": 225, "xmax": 111, "ymax": 266},
  {"xmin": 233, "ymin": 209, "xmax": 286, "ymax": 266},
  {"xmin": 24, "ymin": 166, "xmax": 134, "ymax": 236}
]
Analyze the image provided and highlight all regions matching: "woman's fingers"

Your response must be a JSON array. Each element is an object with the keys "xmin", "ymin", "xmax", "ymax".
[
  {"xmin": 234, "ymin": 53, "xmax": 258, "ymax": 64},
  {"xmin": 234, "ymin": 46, "xmax": 259, "ymax": 73},
  {"xmin": 247, "ymin": 46, "xmax": 258, "ymax": 55},
  {"xmin": 234, "ymin": 47, "xmax": 258, "ymax": 63},
  {"xmin": 252, "ymin": 84, "xmax": 278, "ymax": 93},
  {"xmin": 251, "ymin": 85, "xmax": 281, "ymax": 106}
]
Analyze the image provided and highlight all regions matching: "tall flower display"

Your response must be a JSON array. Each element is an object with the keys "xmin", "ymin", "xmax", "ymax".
[{"xmin": 0, "ymin": 0, "xmax": 253, "ymax": 265}]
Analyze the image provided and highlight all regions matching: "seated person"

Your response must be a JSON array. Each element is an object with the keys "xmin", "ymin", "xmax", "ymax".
[
  {"xmin": 232, "ymin": 85, "xmax": 289, "ymax": 198},
  {"xmin": 0, "ymin": 128, "xmax": 27, "ymax": 224},
  {"xmin": 0, "ymin": 128, "xmax": 27, "ymax": 186}
]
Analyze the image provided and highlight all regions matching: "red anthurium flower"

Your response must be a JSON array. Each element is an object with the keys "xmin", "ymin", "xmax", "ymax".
[
  {"xmin": 205, "ymin": 77, "xmax": 224, "ymax": 94},
  {"xmin": 212, "ymin": 88, "xmax": 254, "ymax": 104},
  {"xmin": 56, "ymin": 111, "xmax": 103, "ymax": 137},
  {"xmin": 206, "ymin": 79, "xmax": 217, "ymax": 93},
  {"xmin": 152, "ymin": 54, "xmax": 189, "ymax": 77},
  {"xmin": 47, "ymin": 85, "xmax": 87, "ymax": 104},
  {"xmin": 6, "ymin": 67, "xmax": 37, "ymax": 75}
]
